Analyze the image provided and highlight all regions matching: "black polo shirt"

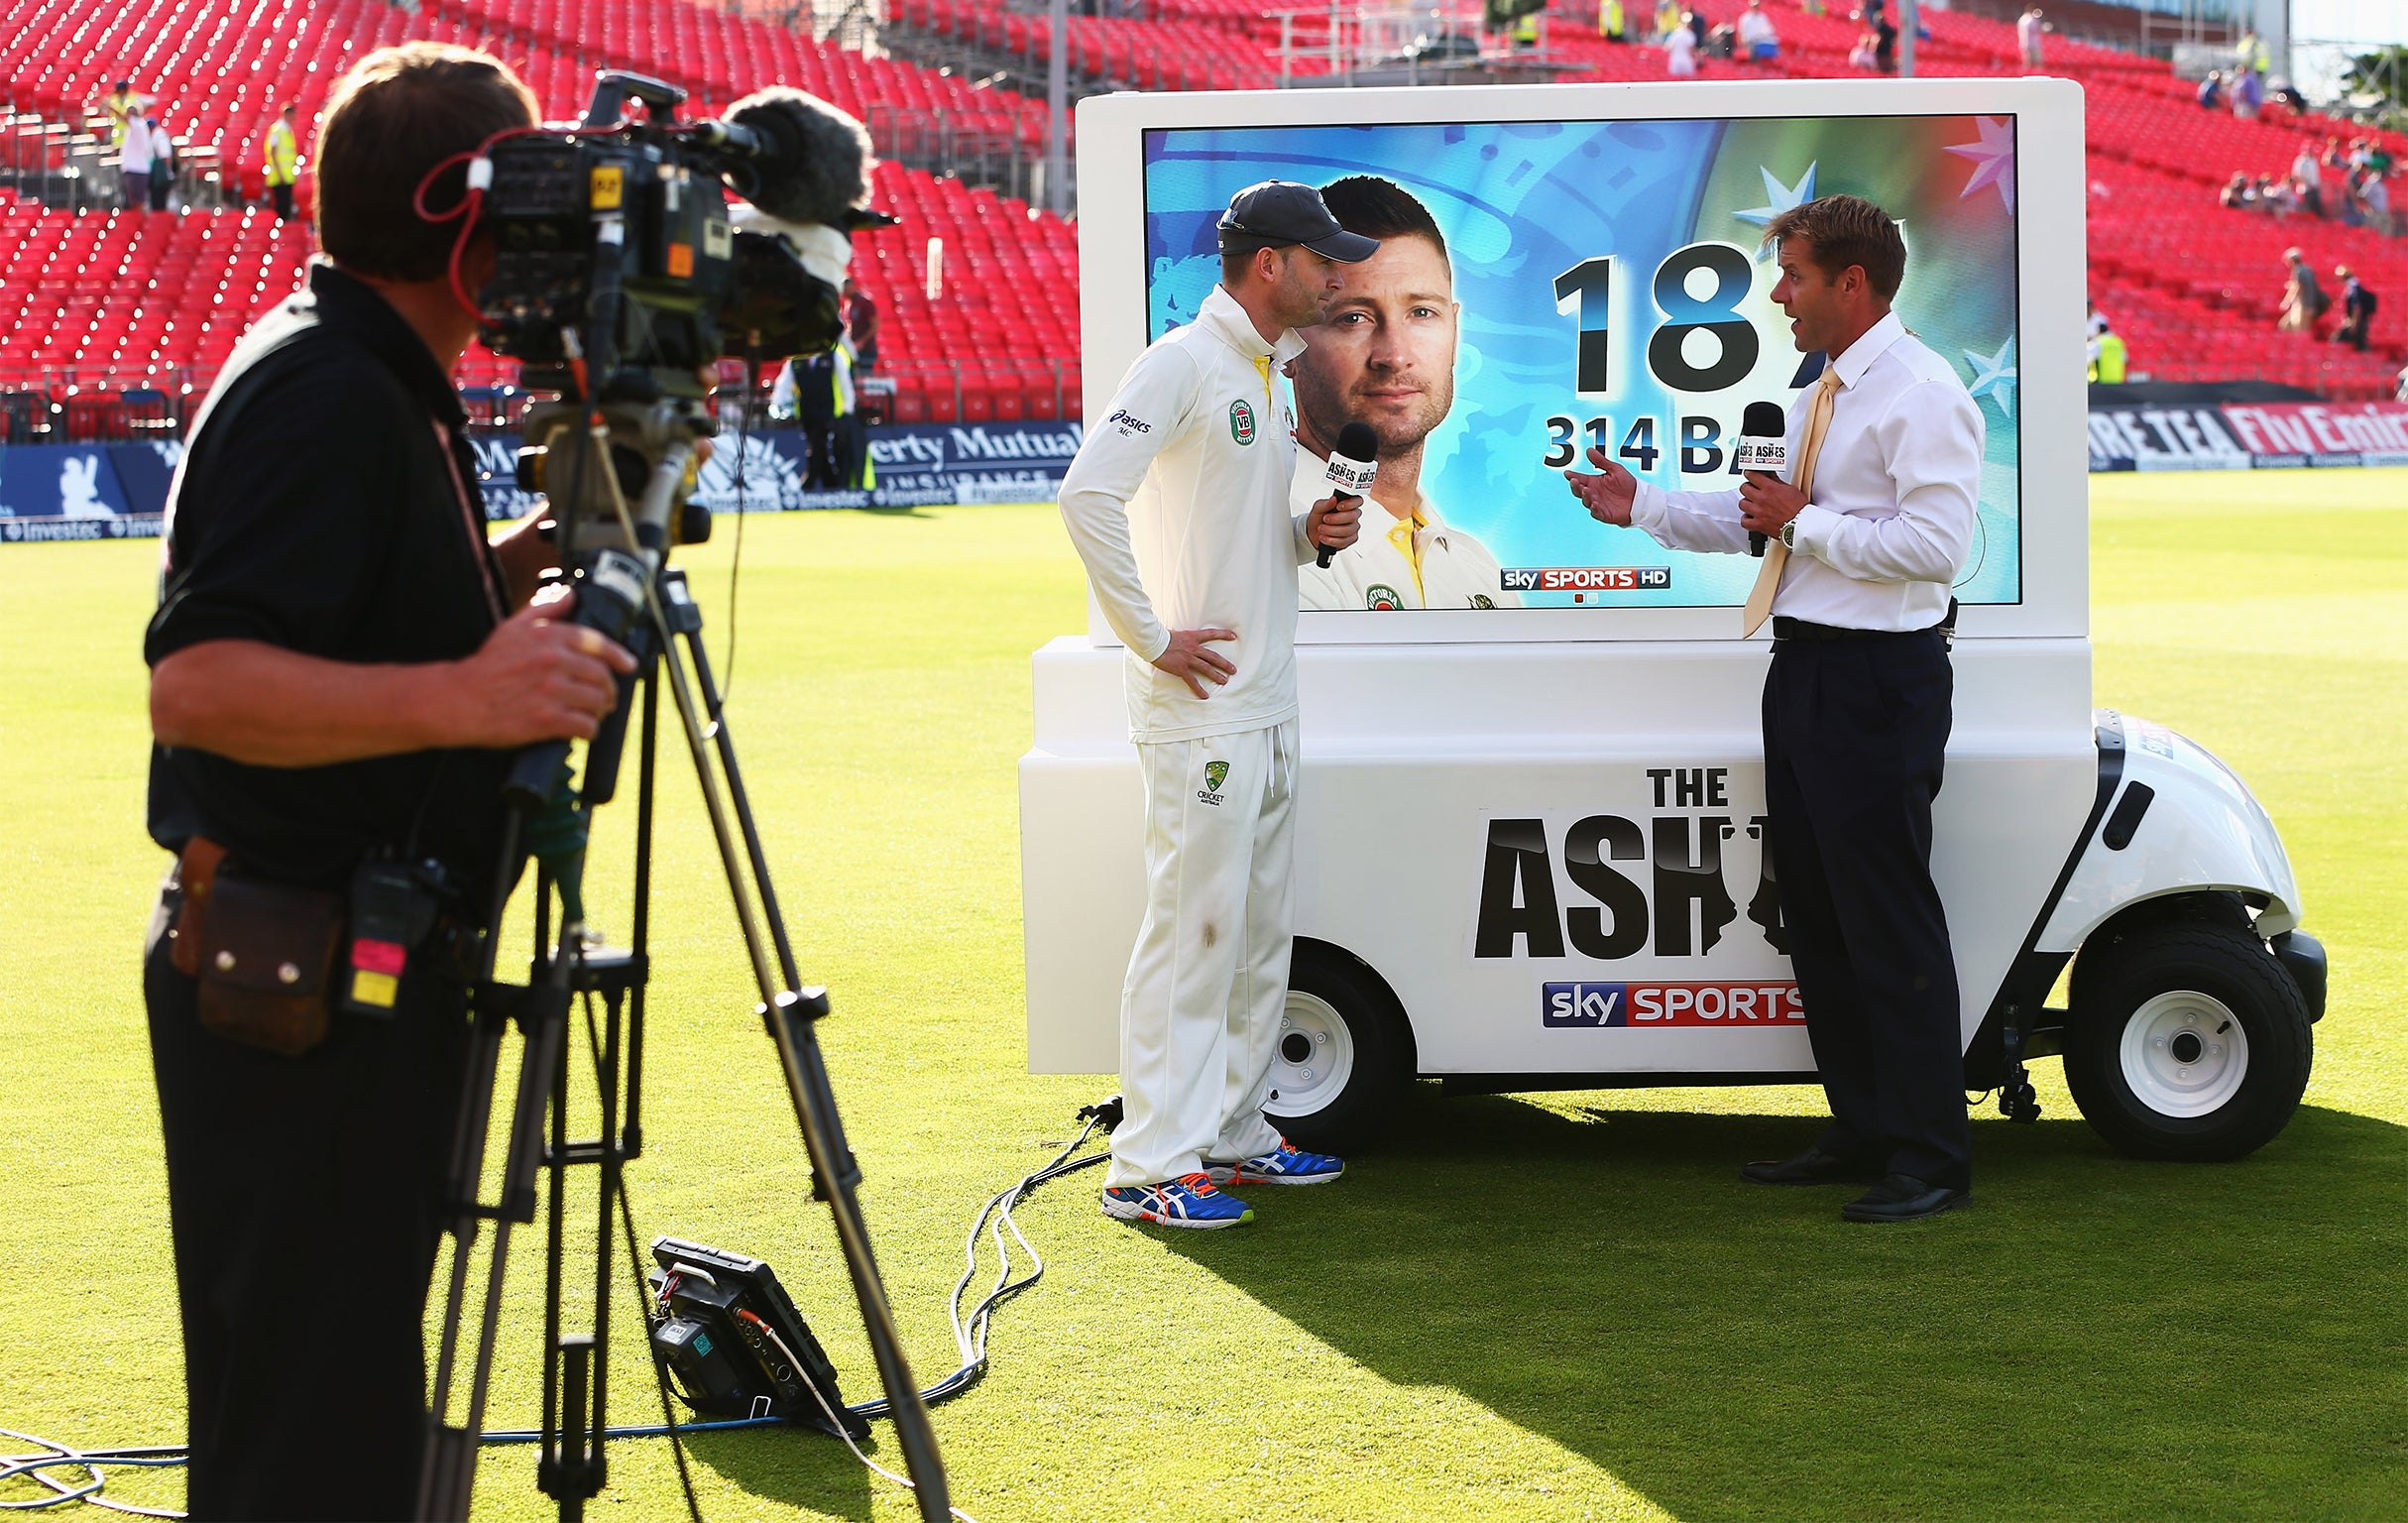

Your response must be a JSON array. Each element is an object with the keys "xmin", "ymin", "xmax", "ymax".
[{"xmin": 147, "ymin": 263, "xmax": 514, "ymax": 900}]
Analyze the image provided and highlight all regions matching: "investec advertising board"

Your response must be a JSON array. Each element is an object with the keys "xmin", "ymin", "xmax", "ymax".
[{"xmin": 1027, "ymin": 79, "xmax": 2099, "ymax": 1078}]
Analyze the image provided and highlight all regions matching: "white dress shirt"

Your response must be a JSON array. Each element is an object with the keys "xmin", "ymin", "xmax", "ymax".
[{"xmin": 1630, "ymin": 310, "xmax": 1984, "ymax": 632}]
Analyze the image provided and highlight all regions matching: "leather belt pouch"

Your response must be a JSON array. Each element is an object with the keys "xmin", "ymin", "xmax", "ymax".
[
  {"xmin": 168, "ymin": 836, "xmax": 228, "ymax": 979},
  {"xmin": 194, "ymin": 868, "xmax": 344, "ymax": 1057}
]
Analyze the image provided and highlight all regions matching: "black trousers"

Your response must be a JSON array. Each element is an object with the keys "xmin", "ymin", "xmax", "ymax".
[
  {"xmin": 800, "ymin": 411, "xmax": 836, "ymax": 487},
  {"xmin": 1762, "ymin": 630, "xmax": 1971, "ymax": 1191},
  {"xmin": 269, "ymin": 181, "xmax": 294, "ymax": 220},
  {"xmin": 143, "ymin": 884, "xmax": 468, "ymax": 1521}
]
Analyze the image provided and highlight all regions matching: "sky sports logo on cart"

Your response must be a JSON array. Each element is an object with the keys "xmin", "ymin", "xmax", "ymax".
[
  {"xmin": 1503, "ymin": 567, "xmax": 1672, "ymax": 595},
  {"xmin": 1543, "ymin": 982, "xmax": 1805, "ymax": 1027}
]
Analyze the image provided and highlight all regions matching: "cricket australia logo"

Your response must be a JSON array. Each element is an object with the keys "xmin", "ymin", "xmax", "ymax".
[
  {"xmin": 1197, "ymin": 759, "xmax": 1229, "ymax": 806},
  {"xmin": 1228, "ymin": 400, "xmax": 1256, "ymax": 445}
]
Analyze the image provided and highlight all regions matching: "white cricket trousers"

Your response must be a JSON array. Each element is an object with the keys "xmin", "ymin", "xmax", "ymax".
[{"xmin": 1105, "ymin": 720, "xmax": 1298, "ymax": 1190}]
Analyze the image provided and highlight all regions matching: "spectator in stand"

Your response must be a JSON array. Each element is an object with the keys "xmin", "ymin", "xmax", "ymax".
[
  {"xmin": 2086, "ymin": 297, "xmax": 2109, "ymax": 339},
  {"xmin": 1848, "ymin": 13, "xmax": 1880, "ymax": 67},
  {"xmin": 2361, "ymin": 171, "xmax": 2392, "ymax": 237},
  {"xmin": 1874, "ymin": 8, "xmax": 1899, "ymax": 71},
  {"xmin": 264, "ymin": 104, "xmax": 301, "ymax": 221},
  {"xmin": 1654, "ymin": 0, "xmax": 1681, "ymax": 42},
  {"xmin": 1600, "ymin": 0, "xmax": 1627, "ymax": 40},
  {"xmin": 143, "ymin": 114, "xmax": 175, "ymax": 212},
  {"xmin": 1737, "ymin": 0, "xmax": 1779, "ymax": 60},
  {"xmin": 1687, "ymin": 5, "xmax": 1709, "ymax": 46},
  {"xmin": 1666, "ymin": 16, "xmax": 1699, "ymax": 73},
  {"xmin": 98, "ymin": 79, "xmax": 151, "ymax": 151},
  {"xmin": 2236, "ymin": 26, "xmax": 2268, "ymax": 79},
  {"xmin": 2232, "ymin": 65, "xmax": 2262, "ymax": 120},
  {"xmin": 2340, "ymin": 168, "xmax": 2377, "ymax": 229},
  {"xmin": 2334, "ymin": 267, "xmax": 2375, "ymax": 351},
  {"xmin": 2394, "ymin": 357, "xmax": 2408, "ymax": 403},
  {"xmin": 2292, "ymin": 143, "xmax": 2321, "ymax": 187},
  {"xmin": 2220, "ymin": 172, "xmax": 2253, "ymax": 209},
  {"xmin": 117, "ymin": 111, "xmax": 156, "ymax": 210},
  {"xmin": 844, "ymin": 277, "xmax": 878, "ymax": 371},
  {"xmin": 2277, "ymin": 247, "xmax": 2326, "ymax": 332},
  {"xmin": 2268, "ymin": 176, "xmax": 2300, "ymax": 219},
  {"xmin": 2197, "ymin": 70, "xmax": 2225, "ymax": 110},
  {"xmin": 2015, "ymin": 7, "xmax": 2045, "ymax": 67}
]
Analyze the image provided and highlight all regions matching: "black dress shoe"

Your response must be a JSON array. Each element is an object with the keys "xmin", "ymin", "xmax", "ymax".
[
  {"xmin": 1841, "ymin": 1173, "xmax": 1970, "ymax": 1223},
  {"xmin": 1741, "ymin": 1148, "xmax": 1884, "ymax": 1186}
]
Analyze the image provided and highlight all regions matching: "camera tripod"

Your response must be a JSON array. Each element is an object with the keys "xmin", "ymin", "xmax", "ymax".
[{"xmin": 415, "ymin": 400, "xmax": 951, "ymax": 1523}]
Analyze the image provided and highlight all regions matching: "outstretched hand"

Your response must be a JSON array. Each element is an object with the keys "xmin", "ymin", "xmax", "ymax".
[{"xmin": 1565, "ymin": 446, "xmax": 1638, "ymax": 527}]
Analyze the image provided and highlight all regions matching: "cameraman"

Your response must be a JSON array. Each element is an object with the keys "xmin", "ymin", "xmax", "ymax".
[{"xmin": 142, "ymin": 44, "xmax": 632, "ymax": 1520}]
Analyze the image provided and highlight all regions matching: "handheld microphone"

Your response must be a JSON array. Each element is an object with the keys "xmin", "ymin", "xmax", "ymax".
[
  {"xmin": 1318, "ymin": 422, "xmax": 1378, "ymax": 570},
  {"xmin": 1735, "ymin": 400, "xmax": 1787, "ymax": 558}
]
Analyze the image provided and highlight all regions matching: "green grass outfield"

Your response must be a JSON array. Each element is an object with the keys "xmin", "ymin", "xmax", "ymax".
[{"xmin": 3, "ymin": 468, "xmax": 2403, "ymax": 1521}]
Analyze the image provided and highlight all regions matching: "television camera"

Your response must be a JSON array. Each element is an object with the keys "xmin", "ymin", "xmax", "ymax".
[{"xmin": 415, "ymin": 72, "xmax": 951, "ymax": 1523}]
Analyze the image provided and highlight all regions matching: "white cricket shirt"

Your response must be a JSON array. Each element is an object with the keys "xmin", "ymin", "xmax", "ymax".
[
  {"xmin": 1289, "ymin": 451, "xmax": 1520, "ymax": 610},
  {"xmin": 1058, "ymin": 285, "xmax": 1317, "ymax": 743},
  {"xmin": 1629, "ymin": 311, "xmax": 1984, "ymax": 632}
]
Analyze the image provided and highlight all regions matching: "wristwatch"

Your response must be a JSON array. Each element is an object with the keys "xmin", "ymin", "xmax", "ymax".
[{"xmin": 1778, "ymin": 518, "xmax": 1798, "ymax": 550}]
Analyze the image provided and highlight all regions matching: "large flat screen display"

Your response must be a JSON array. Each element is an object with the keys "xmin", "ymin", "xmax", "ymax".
[{"xmin": 1139, "ymin": 114, "xmax": 2025, "ymax": 611}]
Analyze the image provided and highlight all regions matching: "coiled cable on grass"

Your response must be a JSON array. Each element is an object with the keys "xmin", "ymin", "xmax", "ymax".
[{"xmin": 1, "ymin": 1104, "xmax": 1116, "ymax": 1518}]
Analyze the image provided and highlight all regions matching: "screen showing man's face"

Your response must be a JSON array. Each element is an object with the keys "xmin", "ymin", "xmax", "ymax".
[{"xmin": 1289, "ymin": 234, "xmax": 1458, "ymax": 461}]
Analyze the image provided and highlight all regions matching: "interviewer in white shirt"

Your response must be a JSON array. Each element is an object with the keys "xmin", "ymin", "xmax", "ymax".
[{"xmin": 1566, "ymin": 193, "xmax": 1985, "ymax": 1225}]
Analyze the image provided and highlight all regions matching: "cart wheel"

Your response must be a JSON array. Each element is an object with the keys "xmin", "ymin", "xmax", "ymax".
[
  {"xmin": 1262, "ymin": 943, "xmax": 1413, "ymax": 1153},
  {"xmin": 2065, "ymin": 921, "xmax": 2312, "ymax": 1161}
]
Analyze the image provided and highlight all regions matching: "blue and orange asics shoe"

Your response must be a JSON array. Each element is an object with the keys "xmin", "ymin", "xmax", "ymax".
[
  {"xmin": 1205, "ymin": 1140, "xmax": 1344, "ymax": 1187},
  {"xmin": 1099, "ymin": 1172, "xmax": 1254, "ymax": 1230}
]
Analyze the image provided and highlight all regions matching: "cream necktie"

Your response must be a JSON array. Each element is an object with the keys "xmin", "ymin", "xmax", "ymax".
[{"xmin": 1742, "ymin": 366, "xmax": 1842, "ymax": 639}]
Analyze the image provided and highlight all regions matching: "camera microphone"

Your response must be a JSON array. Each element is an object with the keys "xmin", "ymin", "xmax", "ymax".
[
  {"xmin": 1318, "ymin": 422, "xmax": 1378, "ymax": 570},
  {"xmin": 1735, "ymin": 400, "xmax": 1788, "ymax": 558}
]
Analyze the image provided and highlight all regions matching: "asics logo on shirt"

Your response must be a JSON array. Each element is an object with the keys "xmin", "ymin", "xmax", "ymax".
[{"xmin": 1107, "ymin": 409, "xmax": 1152, "ymax": 435}]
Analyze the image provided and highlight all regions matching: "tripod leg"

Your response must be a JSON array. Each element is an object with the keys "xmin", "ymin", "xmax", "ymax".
[
  {"xmin": 417, "ymin": 949, "xmax": 576, "ymax": 1522},
  {"xmin": 419, "ymin": 1003, "xmax": 511, "ymax": 1520},
  {"xmin": 641, "ymin": 579, "xmax": 953, "ymax": 1522}
]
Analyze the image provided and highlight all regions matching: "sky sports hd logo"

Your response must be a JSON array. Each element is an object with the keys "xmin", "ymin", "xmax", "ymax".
[
  {"xmin": 1543, "ymin": 982, "xmax": 1805, "ymax": 1028},
  {"xmin": 1502, "ymin": 567, "xmax": 1672, "ymax": 596}
]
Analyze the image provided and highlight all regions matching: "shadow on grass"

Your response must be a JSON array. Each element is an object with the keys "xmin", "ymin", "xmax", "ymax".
[
  {"xmin": 677, "ymin": 1421, "xmax": 876, "ymax": 1521},
  {"xmin": 1164, "ymin": 1093, "xmax": 2408, "ymax": 1522}
]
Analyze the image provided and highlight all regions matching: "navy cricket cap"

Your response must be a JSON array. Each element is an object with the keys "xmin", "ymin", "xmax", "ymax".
[{"xmin": 1217, "ymin": 180, "xmax": 1379, "ymax": 263}]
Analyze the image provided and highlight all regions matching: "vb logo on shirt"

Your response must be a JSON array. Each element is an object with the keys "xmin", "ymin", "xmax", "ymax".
[
  {"xmin": 1198, "ymin": 759, "xmax": 1229, "ymax": 805},
  {"xmin": 1228, "ymin": 400, "xmax": 1256, "ymax": 445}
]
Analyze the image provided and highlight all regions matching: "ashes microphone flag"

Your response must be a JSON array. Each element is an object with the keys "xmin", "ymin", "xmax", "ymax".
[{"xmin": 1140, "ymin": 112, "xmax": 2025, "ymax": 611}]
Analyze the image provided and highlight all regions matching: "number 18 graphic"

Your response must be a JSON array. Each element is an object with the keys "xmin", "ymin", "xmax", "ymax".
[{"xmin": 1552, "ymin": 242, "xmax": 1762, "ymax": 397}]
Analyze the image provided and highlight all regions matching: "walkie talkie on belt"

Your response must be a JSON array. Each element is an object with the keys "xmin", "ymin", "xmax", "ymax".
[{"xmin": 342, "ymin": 860, "xmax": 448, "ymax": 1016}]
